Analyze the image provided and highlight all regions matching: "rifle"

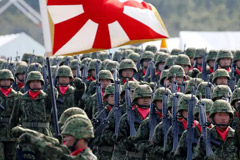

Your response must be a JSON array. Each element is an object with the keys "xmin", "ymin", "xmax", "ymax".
[
  {"xmin": 179, "ymin": 74, "xmax": 185, "ymax": 93},
  {"xmin": 162, "ymin": 86, "xmax": 170, "ymax": 146},
  {"xmin": 42, "ymin": 60, "xmax": 48, "ymax": 92},
  {"xmin": 0, "ymin": 104, "xmax": 5, "ymax": 110},
  {"xmin": 171, "ymin": 91, "xmax": 180, "ymax": 152},
  {"xmin": 228, "ymin": 63, "xmax": 236, "ymax": 92},
  {"xmin": 205, "ymin": 75, "xmax": 212, "ymax": 99},
  {"xmin": 46, "ymin": 57, "xmax": 60, "ymax": 136},
  {"xmin": 125, "ymin": 78, "xmax": 137, "ymax": 137},
  {"xmin": 95, "ymin": 60, "xmax": 107, "ymax": 123},
  {"xmin": 149, "ymin": 61, "xmax": 156, "ymax": 82},
  {"xmin": 186, "ymin": 88, "xmax": 196, "ymax": 160},
  {"xmin": 198, "ymin": 95, "xmax": 214, "ymax": 157},
  {"xmin": 171, "ymin": 74, "xmax": 177, "ymax": 93},
  {"xmin": 113, "ymin": 68, "xmax": 122, "ymax": 135},
  {"xmin": 201, "ymin": 52, "xmax": 207, "ymax": 81},
  {"xmin": 148, "ymin": 91, "xmax": 158, "ymax": 141},
  {"xmin": 75, "ymin": 56, "xmax": 81, "ymax": 78},
  {"xmin": 213, "ymin": 59, "xmax": 218, "ymax": 71},
  {"xmin": 143, "ymin": 63, "xmax": 151, "ymax": 82},
  {"xmin": 82, "ymin": 62, "xmax": 88, "ymax": 85}
]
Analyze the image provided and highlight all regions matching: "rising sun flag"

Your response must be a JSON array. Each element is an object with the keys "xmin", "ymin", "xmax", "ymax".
[{"xmin": 39, "ymin": 0, "xmax": 169, "ymax": 56}]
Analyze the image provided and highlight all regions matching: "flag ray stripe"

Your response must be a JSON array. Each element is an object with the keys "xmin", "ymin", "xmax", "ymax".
[
  {"xmin": 108, "ymin": 21, "xmax": 130, "ymax": 48},
  {"xmin": 48, "ymin": 5, "xmax": 84, "ymax": 24},
  {"xmin": 123, "ymin": 6, "xmax": 167, "ymax": 37},
  {"xmin": 93, "ymin": 24, "xmax": 111, "ymax": 49},
  {"xmin": 55, "ymin": 19, "xmax": 98, "ymax": 55}
]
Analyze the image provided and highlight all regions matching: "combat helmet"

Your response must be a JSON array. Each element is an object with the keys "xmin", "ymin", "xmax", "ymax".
[
  {"xmin": 145, "ymin": 45, "xmax": 157, "ymax": 53},
  {"xmin": 152, "ymin": 87, "xmax": 171, "ymax": 102},
  {"xmin": 98, "ymin": 70, "xmax": 114, "ymax": 82},
  {"xmin": 121, "ymin": 81, "xmax": 139, "ymax": 95},
  {"xmin": 21, "ymin": 53, "xmax": 33, "ymax": 63},
  {"xmin": 167, "ymin": 65, "xmax": 185, "ymax": 80},
  {"xmin": 164, "ymin": 55, "xmax": 177, "ymax": 69},
  {"xmin": 140, "ymin": 51, "xmax": 154, "ymax": 64},
  {"xmin": 155, "ymin": 52, "xmax": 169, "ymax": 67},
  {"xmin": 105, "ymin": 61, "xmax": 119, "ymax": 72},
  {"xmin": 185, "ymin": 78, "xmax": 203, "ymax": 94},
  {"xmin": 175, "ymin": 54, "xmax": 191, "ymax": 67},
  {"xmin": 167, "ymin": 92, "xmax": 184, "ymax": 109},
  {"xmin": 88, "ymin": 59, "xmax": 102, "ymax": 72},
  {"xmin": 127, "ymin": 52, "xmax": 140, "ymax": 63},
  {"xmin": 212, "ymin": 69, "xmax": 230, "ymax": 83},
  {"xmin": 99, "ymin": 51, "xmax": 109, "ymax": 61},
  {"xmin": 58, "ymin": 107, "xmax": 87, "ymax": 130},
  {"xmin": 230, "ymin": 88, "xmax": 240, "ymax": 106},
  {"xmin": 212, "ymin": 85, "xmax": 232, "ymax": 101},
  {"xmin": 233, "ymin": 50, "xmax": 240, "ymax": 63},
  {"xmin": 194, "ymin": 49, "xmax": 205, "ymax": 59},
  {"xmin": 185, "ymin": 48, "xmax": 196, "ymax": 59},
  {"xmin": 194, "ymin": 99, "xmax": 213, "ymax": 116},
  {"xmin": 56, "ymin": 65, "xmax": 73, "ymax": 79},
  {"xmin": 62, "ymin": 114, "xmax": 94, "ymax": 139},
  {"xmin": 113, "ymin": 50, "xmax": 123, "ymax": 62},
  {"xmin": 171, "ymin": 49, "xmax": 182, "ymax": 55},
  {"xmin": 177, "ymin": 94, "xmax": 199, "ymax": 112},
  {"xmin": 209, "ymin": 100, "xmax": 234, "ymax": 118},
  {"xmin": 69, "ymin": 59, "xmax": 80, "ymax": 70},
  {"xmin": 27, "ymin": 63, "xmax": 42, "ymax": 74},
  {"xmin": 0, "ymin": 69, "xmax": 15, "ymax": 82},
  {"xmin": 216, "ymin": 50, "xmax": 233, "ymax": 62},
  {"xmin": 119, "ymin": 59, "xmax": 137, "ymax": 73},
  {"xmin": 15, "ymin": 61, "xmax": 27, "ymax": 76},
  {"xmin": 196, "ymin": 82, "xmax": 214, "ymax": 99},
  {"xmin": 133, "ymin": 84, "xmax": 152, "ymax": 103},
  {"xmin": 26, "ymin": 71, "xmax": 44, "ymax": 85},
  {"xmin": 104, "ymin": 83, "xmax": 117, "ymax": 99},
  {"xmin": 206, "ymin": 50, "xmax": 218, "ymax": 62}
]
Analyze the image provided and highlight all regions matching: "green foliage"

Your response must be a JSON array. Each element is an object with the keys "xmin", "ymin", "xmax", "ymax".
[{"xmin": 0, "ymin": 0, "xmax": 240, "ymax": 44}]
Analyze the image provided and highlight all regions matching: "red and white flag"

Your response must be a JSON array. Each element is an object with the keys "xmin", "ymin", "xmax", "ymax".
[{"xmin": 40, "ymin": 0, "xmax": 169, "ymax": 56}]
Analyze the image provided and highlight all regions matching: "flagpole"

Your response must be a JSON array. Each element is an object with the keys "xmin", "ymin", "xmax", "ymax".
[{"xmin": 39, "ymin": 0, "xmax": 60, "ymax": 137}]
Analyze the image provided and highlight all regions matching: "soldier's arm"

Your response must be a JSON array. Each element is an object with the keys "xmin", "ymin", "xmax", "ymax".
[
  {"xmin": 100, "ymin": 114, "xmax": 115, "ymax": 145},
  {"xmin": 163, "ymin": 127, "xmax": 174, "ymax": 159},
  {"xmin": 151, "ymin": 123, "xmax": 164, "ymax": 155},
  {"xmin": 9, "ymin": 94, "xmax": 21, "ymax": 129},
  {"xmin": 73, "ymin": 77, "xmax": 86, "ymax": 105},
  {"xmin": 192, "ymin": 136, "xmax": 205, "ymax": 160},
  {"xmin": 173, "ymin": 130, "xmax": 187, "ymax": 160},
  {"xmin": 134, "ymin": 118, "xmax": 150, "ymax": 152}
]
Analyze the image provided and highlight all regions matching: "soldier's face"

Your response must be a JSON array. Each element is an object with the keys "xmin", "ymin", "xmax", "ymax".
[
  {"xmin": 236, "ymin": 61, "xmax": 240, "ymax": 68},
  {"xmin": 196, "ymin": 58, "xmax": 203, "ymax": 65},
  {"xmin": 17, "ymin": 73, "xmax": 25, "ymax": 82},
  {"xmin": 206, "ymin": 112, "xmax": 212, "ymax": 124},
  {"xmin": 71, "ymin": 69, "xmax": 76, "ymax": 77},
  {"xmin": 143, "ymin": 59, "xmax": 151, "ymax": 68},
  {"xmin": 59, "ymin": 77, "xmax": 70, "ymax": 84},
  {"xmin": 181, "ymin": 65, "xmax": 190, "ymax": 74},
  {"xmin": 156, "ymin": 101, "xmax": 162, "ymax": 110},
  {"xmin": 219, "ymin": 58, "xmax": 231, "ymax": 68},
  {"xmin": 106, "ymin": 95, "xmax": 114, "ymax": 105},
  {"xmin": 0, "ymin": 79, "xmax": 11, "ymax": 87},
  {"xmin": 234, "ymin": 100, "xmax": 239, "ymax": 109},
  {"xmin": 121, "ymin": 69, "xmax": 134, "ymax": 78},
  {"xmin": 157, "ymin": 62, "xmax": 165, "ymax": 71},
  {"xmin": 214, "ymin": 112, "xmax": 230, "ymax": 130},
  {"xmin": 90, "ymin": 70, "xmax": 96, "ymax": 78},
  {"xmin": 182, "ymin": 110, "xmax": 188, "ymax": 119},
  {"xmin": 176, "ymin": 77, "xmax": 183, "ymax": 85},
  {"xmin": 29, "ymin": 80, "xmax": 42, "ymax": 89},
  {"xmin": 190, "ymin": 58, "xmax": 194, "ymax": 65},
  {"xmin": 63, "ymin": 135, "xmax": 76, "ymax": 147},
  {"xmin": 137, "ymin": 97, "xmax": 151, "ymax": 106},
  {"xmin": 215, "ymin": 77, "xmax": 228, "ymax": 85},
  {"xmin": 163, "ymin": 79, "xmax": 170, "ymax": 87},
  {"xmin": 208, "ymin": 60, "xmax": 215, "ymax": 68},
  {"xmin": 100, "ymin": 79, "xmax": 111, "ymax": 90}
]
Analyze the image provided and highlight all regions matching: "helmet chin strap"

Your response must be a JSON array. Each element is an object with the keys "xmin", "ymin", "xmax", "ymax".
[
  {"xmin": 68, "ymin": 139, "xmax": 79, "ymax": 152},
  {"xmin": 29, "ymin": 88, "xmax": 41, "ymax": 92},
  {"xmin": 219, "ymin": 64, "xmax": 230, "ymax": 70},
  {"xmin": 0, "ymin": 85, "xmax": 10, "ymax": 89},
  {"xmin": 59, "ymin": 83, "xmax": 69, "ymax": 87},
  {"xmin": 212, "ymin": 118, "xmax": 231, "ymax": 127}
]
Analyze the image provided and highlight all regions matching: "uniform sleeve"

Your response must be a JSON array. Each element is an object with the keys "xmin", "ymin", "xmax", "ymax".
[
  {"xmin": 151, "ymin": 123, "xmax": 164, "ymax": 155},
  {"xmin": 163, "ymin": 127, "xmax": 174, "ymax": 159},
  {"xmin": 174, "ymin": 130, "xmax": 187, "ymax": 160},
  {"xmin": 192, "ymin": 136, "xmax": 205, "ymax": 160},
  {"xmin": 9, "ymin": 94, "xmax": 21, "ymax": 129}
]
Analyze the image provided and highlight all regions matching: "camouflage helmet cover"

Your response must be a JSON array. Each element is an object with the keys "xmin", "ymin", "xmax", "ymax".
[
  {"xmin": 98, "ymin": 70, "xmax": 114, "ymax": 82},
  {"xmin": 177, "ymin": 94, "xmax": 199, "ymax": 112},
  {"xmin": 133, "ymin": 84, "xmax": 152, "ymax": 103},
  {"xmin": 185, "ymin": 48, "xmax": 196, "ymax": 58},
  {"xmin": 171, "ymin": 49, "xmax": 182, "ymax": 55},
  {"xmin": 127, "ymin": 52, "xmax": 140, "ymax": 62},
  {"xmin": 145, "ymin": 45, "xmax": 157, "ymax": 53},
  {"xmin": 0, "ymin": 69, "xmax": 15, "ymax": 81},
  {"xmin": 153, "ymin": 87, "xmax": 171, "ymax": 102},
  {"xmin": 216, "ymin": 50, "xmax": 233, "ymax": 62},
  {"xmin": 15, "ymin": 61, "xmax": 27, "ymax": 76},
  {"xmin": 26, "ymin": 71, "xmax": 44, "ymax": 85},
  {"xmin": 194, "ymin": 99, "xmax": 213, "ymax": 116},
  {"xmin": 233, "ymin": 50, "xmax": 240, "ymax": 62},
  {"xmin": 175, "ymin": 54, "xmax": 191, "ymax": 67},
  {"xmin": 212, "ymin": 85, "xmax": 232, "ymax": 101},
  {"xmin": 209, "ymin": 100, "xmax": 234, "ymax": 118},
  {"xmin": 212, "ymin": 69, "xmax": 230, "ymax": 83},
  {"xmin": 140, "ymin": 51, "xmax": 154, "ymax": 63},
  {"xmin": 206, "ymin": 50, "xmax": 218, "ymax": 62},
  {"xmin": 185, "ymin": 78, "xmax": 204, "ymax": 94},
  {"xmin": 119, "ymin": 59, "xmax": 137, "ymax": 73},
  {"xmin": 230, "ymin": 88, "xmax": 240, "ymax": 105},
  {"xmin": 56, "ymin": 65, "xmax": 73, "ymax": 78},
  {"xmin": 194, "ymin": 49, "xmax": 205, "ymax": 59},
  {"xmin": 27, "ymin": 63, "xmax": 42, "ymax": 73},
  {"xmin": 167, "ymin": 65, "xmax": 185, "ymax": 79}
]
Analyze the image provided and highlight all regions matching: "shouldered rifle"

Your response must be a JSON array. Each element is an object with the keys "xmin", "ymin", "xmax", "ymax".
[
  {"xmin": 205, "ymin": 75, "xmax": 212, "ymax": 99},
  {"xmin": 171, "ymin": 74, "xmax": 177, "ymax": 93},
  {"xmin": 201, "ymin": 52, "xmax": 207, "ymax": 81},
  {"xmin": 108, "ymin": 53, "xmax": 112, "ymax": 60},
  {"xmin": 149, "ymin": 61, "xmax": 156, "ymax": 82},
  {"xmin": 198, "ymin": 95, "xmax": 214, "ymax": 157},
  {"xmin": 42, "ymin": 60, "xmax": 47, "ymax": 92},
  {"xmin": 0, "ymin": 104, "xmax": 5, "ymax": 110},
  {"xmin": 144, "ymin": 62, "xmax": 151, "ymax": 82},
  {"xmin": 148, "ymin": 91, "xmax": 158, "ymax": 141},
  {"xmin": 179, "ymin": 74, "xmax": 185, "ymax": 93},
  {"xmin": 23, "ymin": 58, "xmax": 31, "ymax": 92},
  {"xmin": 46, "ymin": 57, "xmax": 60, "ymax": 136},
  {"xmin": 82, "ymin": 62, "xmax": 88, "ymax": 85},
  {"xmin": 95, "ymin": 60, "xmax": 107, "ymax": 123},
  {"xmin": 171, "ymin": 91, "xmax": 180, "ymax": 152},
  {"xmin": 162, "ymin": 85, "xmax": 170, "ymax": 146},
  {"xmin": 113, "ymin": 68, "xmax": 122, "ymax": 135},
  {"xmin": 213, "ymin": 59, "xmax": 218, "ymax": 71},
  {"xmin": 228, "ymin": 63, "xmax": 236, "ymax": 92},
  {"xmin": 186, "ymin": 88, "xmax": 196, "ymax": 160},
  {"xmin": 76, "ymin": 55, "xmax": 81, "ymax": 78},
  {"xmin": 125, "ymin": 78, "xmax": 136, "ymax": 137}
]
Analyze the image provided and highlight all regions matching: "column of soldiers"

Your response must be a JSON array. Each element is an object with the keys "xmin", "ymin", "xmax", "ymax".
[{"xmin": 1, "ymin": 46, "xmax": 240, "ymax": 159}]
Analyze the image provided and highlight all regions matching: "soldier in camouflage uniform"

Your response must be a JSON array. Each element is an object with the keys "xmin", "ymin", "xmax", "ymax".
[
  {"xmin": 206, "ymin": 50, "xmax": 218, "ymax": 74},
  {"xmin": 215, "ymin": 50, "xmax": 233, "ymax": 72},
  {"xmin": 112, "ymin": 85, "xmax": 152, "ymax": 160},
  {"xmin": 196, "ymin": 81, "xmax": 214, "ymax": 99},
  {"xmin": 164, "ymin": 94, "xmax": 198, "ymax": 160},
  {"xmin": 138, "ymin": 51, "xmax": 154, "ymax": 81},
  {"xmin": 170, "ymin": 49, "xmax": 182, "ymax": 55},
  {"xmin": 69, "ymin": 59, "xmax": 81, "ymax": 78},
  {"xmin": 212, "ymin": 69, "xmax": 230, "ymax": 86},
  {"xmin": 55, "ymin": 65, "xmax": 86, "ymax": 118},
  {"xmin": 86, "ymin": 59, "xmax": 102, "ymax": 87},
  {"xmin": 158, "ymin": 69, "xmax": 169, "ymax": 87},
  {"xmin": 230, "ymin": 88, "xmax": 240, "ymax": 129},
  {"xmin": 185, "ymin": 48, "xmax": 196, "ymax": 71},
  {"xmin": 119, "ymin": 59, "xmax": 138, "ymax": 85},
  {"xmin": 21, "ymin": 53, "xmax": 33, "ymax": 64},
  {"xmin": 145, "ymin": 45, "xmax": 157, "ymax": 53},
  {"xmin": 14, "ymin": 114, "xmax": 97, "ymax": 160},
  {"xmin": 10, "ymin": 71, "xmax": 53, "ymax": 136},
  {"xmin": 174, "ymin": 99, "xmax": 213, "ymax": 159},
  {"xmin": 164, "ymin": 55, "xmax": 177, "ymax": 69},
  {"xmin": 154, "ymin": 52, "xmax": 169, "ymax": 82},
  {"xmin": 193, "ymin": 49, "xmax": 205, "ymax": 72},
  {"xmin": 134, "ymin": 87, "xmax": 172, "ymax": 160},
  {"xmin": 0, "ymin": 69, "xmax": 18, "ymax": 160},
  {"xmin": 128, "ymin": 52, "xmax": 140, "ymax": 65},
  {"xmin": 175, "ymin": 54, "xmax": 192, "ymax": 76},
  {"xmin": 184, "ymin": 78, "xmax": 203, "ymax": 94},
  {"xmin": 85, "ymin": 70, "xmax": 113, "ymax": 119},
  {"xmin": 12, "ymin": 61, "xmax": 27, "ymax": 92},
  {"xmin": 193, "ymin": 100, "xmax": 238, "ymax": 160}
]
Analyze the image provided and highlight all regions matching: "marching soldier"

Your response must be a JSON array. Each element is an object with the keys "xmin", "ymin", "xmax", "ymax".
[{"xmin": 215, "ymin": 50, "xmax": 233, "ymax": 72}]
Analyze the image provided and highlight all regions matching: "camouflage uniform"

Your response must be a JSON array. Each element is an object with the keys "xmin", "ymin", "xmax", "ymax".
[
  {"xmin": 55, "ymin": 65, "xmax": 86, "ymax": 118},
  {"xmin": 193, "ymin": 100, "xmax": 238, "ymax": 160},
  {"xmin": 153, "ymin": 52, "xmax": 169, "ymax": 82},
  {"xmin": 112, "ymin": 85, "xmax": 152, "ymax": 160},
  {"xmin": 175, "ymin": 54, "xmax": 191, "ymax": 75},
  {"xmin": 12, "ymin": 61, "xmax": 27, "ymax": 92},
  {"xmin": 133, "ymin": 87, "xmax": 171, "ymax": 160},
  {"xmin": 138, "ymin": 51, "xmax": 154, "ymax": 81},
  {"xmin": 212, "ymin": 85, "xmax": 232, "ymax": 101},
  {"xmin": 212, "ymin": 69, "xmax": 230, "ymax": 85},
  {"xmin": 0, "ymin": 69, "xmax": 18, "ymax": 160},
  {"xmin": 215, "ymin": 50, "xmax": 233, "ymax": 70},
  {"xmin": 230, "ymin": 88, "xmax": 240, "ymax": 129},
  {"xmin": 163, "ymin": 94, "xmax": 198, "ymax": 160},
  {"xmin": 174, "ymin": 99, "xmax": 213, "ymax": 160}
]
